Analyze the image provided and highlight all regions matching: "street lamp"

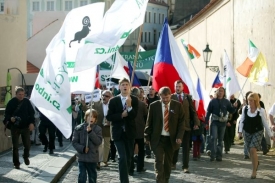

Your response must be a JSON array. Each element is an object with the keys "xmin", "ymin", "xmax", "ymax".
[{"xmin": 203, "ymin": 44, "xmax": 219, "ymax": 72}]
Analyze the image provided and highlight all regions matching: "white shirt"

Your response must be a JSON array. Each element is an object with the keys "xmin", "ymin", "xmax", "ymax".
[
  {"xmin": 161, "ymin": 102, "xmax": 171, "ymax": 136},
  {"xmin": 239, "ymin": 106, "xmax": 272, "ymax": 137},
  {"xmin": 268, "ymin": 103, "xmax": 275, "ymax": 116}
]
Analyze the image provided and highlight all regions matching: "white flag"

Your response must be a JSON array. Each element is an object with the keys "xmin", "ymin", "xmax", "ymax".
[
  {"xmin": 224, "ymin": 51, "xmax": 241, "ymax": 100},
  {"xmin": 31, "ymin": 40, "xmax": 72, "ymax": 138},
  {"xmin": 65, "ymin": 3, "xmax": 104, "ymax": 93},
  {"xmin": 74, "ymin": 0, "xmax": 148, "ymax": 72},
  {"xmin": 110, "ymin": 52, "xmax": 130, "ymax": 81},
  {"xmin": 30, "ymin": 3, "xmax": 105, "ymax": 138}
]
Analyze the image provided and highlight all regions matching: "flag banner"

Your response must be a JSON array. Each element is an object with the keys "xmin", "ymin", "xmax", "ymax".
[
  {"xmin": 30, "ymin": 3, "xmax": 105, "ymax": 138},
  {"xmin": 181, "ymin": 39, "xmax": 201, "ymax": 59},
  {"xmin": 153, "ymin": 18, "xmax": 199, "ymax": 102},
  {"xmin": 212, "ymin": 71, "xmax": 223, "ymax": 88},
  {"xmin": 196, "ymin": 78, "xmax": 210, "ymax": 120},
  {"xmin": 248, "ymin": 52, "xmax": 269, "ymax": 85},
  {"xmin": 110, "ymin": 52, "xmax": 130, "ymax": 81},
  {"xmin": 128, "ymin": 62, "xmax": 142, "ymax": 86},
  {"xmin": 31, "ymin": 40, "xmax": 72, "ymax": 138},
  {"xmin": 64, "ymin": 3, "xmax": 104, "ymax": 93},
  {"xmin": 236, "ymin": 57, "xmax": 254, "ymax": 77},
  {"xmin": 248, "ymin": 39, "xmax": 259, "ymax": 62},
  {"xmin": 224, "ymin": 51, "xmax": 241, "ymax": 99},
  {"xmin": 74, "ymin": 0, "xmax": 148, "ymax": 72}
]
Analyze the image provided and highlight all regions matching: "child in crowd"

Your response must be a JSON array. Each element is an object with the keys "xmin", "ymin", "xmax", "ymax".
[{"xmin": 72, "ymin": 109, "xmax": 102, "ymax": 183}]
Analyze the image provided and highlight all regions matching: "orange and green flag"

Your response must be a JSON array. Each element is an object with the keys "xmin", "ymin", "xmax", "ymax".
[{"xmin": 181, "ymin": 39, "xmax": 201, "ymax": 59}]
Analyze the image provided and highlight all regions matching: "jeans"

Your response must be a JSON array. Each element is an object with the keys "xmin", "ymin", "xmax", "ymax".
[
  {"xmin": 78, "ymin": 161, "xmax": 97, "ymax": 183},
  {"xmin": 11, "ymin": 127, "xmax": 31, "ymax": 166},
  {"xmin": 210, "ymin": 120, "xmax": 226, "ymax": 160},
  {"xmin": 114, "ymin": 132, "xmax": 135, "ymax": 183}
]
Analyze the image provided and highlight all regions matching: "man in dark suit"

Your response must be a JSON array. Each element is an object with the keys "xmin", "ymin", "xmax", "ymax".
[
  {"xmin": 145, "ymin": 86, "xmax": 185, "ymax": 183},
  {"xmin": 171, "ymin": 80, "xmax": 200, "ymax": 173},
  {"xmin": 93, "ymin": 90, "xmax": 113, "ymax": 168},
  {"xmin": 106, "ymin": 78, "xmax": 138, "ymax": 183}
]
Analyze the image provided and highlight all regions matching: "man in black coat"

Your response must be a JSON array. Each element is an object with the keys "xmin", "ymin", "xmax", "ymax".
[
  {"xmin": 4, "ymin": 87, "xmax": 35, "ymax": 169},
  {"xmin": 106, "ymin": 78, "xmax": 138, "ymax": 183}
]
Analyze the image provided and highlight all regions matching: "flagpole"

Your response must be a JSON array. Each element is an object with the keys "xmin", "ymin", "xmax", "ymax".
[
  {"xmin": 236, "ymin": 78, "xmax": 247, "ymax": 101},
  {"xmin": 131, "ymin": 24, "xmax": 144, "ymax": 85},
  {"xmin": 188, "ymin": 58, "xmax": 199, "ymax": 78}
]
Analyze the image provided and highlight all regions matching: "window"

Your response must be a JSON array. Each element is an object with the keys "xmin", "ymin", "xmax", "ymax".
[
  {"xmin": 148, "ymin": 12, "xmax": 151, "ymax": 23},
  {"xmin": 46, "ymin": 1, "xmax": 54, "ymax": 11},
  {"xmin": 144, "ymin": 32, "xmax": 147, "ymax": 42},
  {"xmin": 141, "ymin": 33, "xmax": 143, "ymax": 42},
  {"xmin": 144, "ymin": 11, "xmax": 147, "ymax": 22},
  {"xmin": 154, "ymin": 13, "xmax": 156, "ymax": 24},
  {"xmin": 148, "ymin": 32, "xmax": 151, "ymax": 43},
  {"xmin": 32, "ymin": 1, "xmax": 40, "ymax": 11},
  {"xmin": 0, "ymin": 2, "xmax": 4, "ymax": 12},
  {"xmin": 80, "ymin": 0, "xmax": 87, "ymax": 6},
  {"xmin": 159, "ymin": 13, "xmax": 161, "ymax": 24},
  {"xmin": 65, "ymin": 1, "xmax": 73, "ymax": 11},
  {"xmin": 162, "ymin": 14, "xmax": 164, "ymax": 23}
]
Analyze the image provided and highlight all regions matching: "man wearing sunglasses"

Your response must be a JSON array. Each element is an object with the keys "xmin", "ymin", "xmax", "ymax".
[{"xmin": 92, "ymin": 90, "xmax": 113, "ymax": 169}]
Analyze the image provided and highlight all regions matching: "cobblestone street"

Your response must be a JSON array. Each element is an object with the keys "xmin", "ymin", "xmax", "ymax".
[{"xmin": 58, "ymin": 145, "xmax": 275, "ymax": 183}]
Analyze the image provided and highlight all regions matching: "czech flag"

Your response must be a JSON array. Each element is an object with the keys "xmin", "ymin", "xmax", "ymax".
[
  {"xmin": 212, "ymin": 71, "xmax": 223, "ymax": 88},
  {"xmin": 196, "ymin": 78, "xmax": 210, "ymax": 121},
  {"xmin": 152, "ymin": 18, "xmax": 199, "ymax": 103},
  {"xmin": 128, "ymin": 62, "xmax": 141, "ymax": 87}
]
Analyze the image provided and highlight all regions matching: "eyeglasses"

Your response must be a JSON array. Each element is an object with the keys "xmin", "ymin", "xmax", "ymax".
[{"xmin": 102, "ymin": 95, "xmax": 110, "ymax": 98}]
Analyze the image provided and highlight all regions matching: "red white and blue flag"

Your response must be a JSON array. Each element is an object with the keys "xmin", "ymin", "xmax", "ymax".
[
  {"xmin": 196, "ymin": 78, "xmax": 210, "ymax": 121},
  {"xmin": 152, "ymin": 18, "xmax": 199, "ymax": 102},
  {"xmin": 211, "ymin": 71, "xmax": 223, "ymax": 88}
]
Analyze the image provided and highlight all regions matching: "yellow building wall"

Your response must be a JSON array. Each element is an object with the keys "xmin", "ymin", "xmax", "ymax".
[
  {"xmin": 174, "ymin": 0, "xmax": 275, "ymax": 111},
  {"xmin": 0, "ymin": 0, "xmax": 27, "ymax": 107}
]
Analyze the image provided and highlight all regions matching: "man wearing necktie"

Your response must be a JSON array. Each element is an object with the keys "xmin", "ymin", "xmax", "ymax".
[
  {"xmin": 106, "ymin": 78, "xmax": 138, "ymax": 183},
  {"xmin": 171, "ymin": 80, "xmax": 200, "ymax": 173},
  {"xmin": 145, "ymin": 87, "xmax": 185, "ymax": 183}
]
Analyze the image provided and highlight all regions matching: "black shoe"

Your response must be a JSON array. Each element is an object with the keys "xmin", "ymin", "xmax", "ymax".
[
  {"xmin": 49, "ymin": 149, "xmax": 54, "ymax": 154},
  {"xmin": 24, "ymin": 158, "xmax": 30, "ymax": 165},
  {"xmin": 129, "ymin": 171, "xmax": 134, "ymax": 176},
  {"xmin": 59, "ymin": 142, "xmax": 63, "ymax": 147},
  {"xmin": 137, "ymin": 168, "xmax": 146, "ymax": 173},
  {"xmin": 145, "ymin": 155, "xmax": 151, "ymax": 158},
  {"xmin": 216, "ymin": 158, "xmax": 222, "ymax": 162},
  {"xmin": 210, "ymin": 158, "xmax": 215, "ymax": 162},
  {"xmin": 43, "ymin": 146, "xmax": 48, "ymax": 152},
  {"xmin": 31, "ymin": 141, "xmax": 34, "ymax": 145},
  {"xmin": 244, "ymin": 155, "xmax": 250, "ymax": 159},
  {"xmin": 14, "ymin": 165, "xmax": 20, "ymax": 169}
]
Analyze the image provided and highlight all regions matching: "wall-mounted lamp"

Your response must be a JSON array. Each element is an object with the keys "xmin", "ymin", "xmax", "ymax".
[{"xmin": 203, "ymin": 44, "xmax": 219, "ymax": 72}]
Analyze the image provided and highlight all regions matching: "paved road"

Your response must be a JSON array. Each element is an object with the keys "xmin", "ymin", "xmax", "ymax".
[{"xmin": 58, "ymin": 145, "xmax": 275, "ymax": 183}]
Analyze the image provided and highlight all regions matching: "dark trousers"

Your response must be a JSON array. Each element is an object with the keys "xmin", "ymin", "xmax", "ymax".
[
  {"xmin": 230, "ymin": 123, "xmax": 236, "ymax": 143},
  {"xmin": 153, "ymin": 136, "xmax": 174, "ymax": 183},
  {"xmin": 110, "ymin": 139, "xmax": 116, "ymax": 160},
  {"xmin": 193, "ymin": 139, "xmax": 202, "ymax": 158},
  {"xmin": 39, "ymin": 122, "xmax": 56, "ymax": 150},
  {"xmin": 56, "ymin": 128, "xmax": 63, "ymax": 143},
  {"xmin": 172, "ymin": 130, "xmax": 191, "ymax": 169},
  {"xmin": 130, "ymin": 138, "xmax": 145, "ymax": 172},
  {"xmin": 11, "ymin": 127, "xmax": 31, "ymax": 166},
  {"xmin": 145, "ymin": 143, "xmax": 151, "ymax": 156},
  {"xmin": 261, "ymin": 136, "xmax": 268, "ymax": 153},
  {"xmin": 224, "ymin": 125, "xmax": 232, "ymax": 151},
  {"xmin": 114, "ymin": 132, "xmax": 135, "ymax": 183},
  {"xmin": 78, "ymin": 161, "xmax": 97, "ymax": 183}
]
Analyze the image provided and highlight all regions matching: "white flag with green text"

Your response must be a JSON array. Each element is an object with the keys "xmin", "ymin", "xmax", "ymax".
[
  {"xmin": 224, "ymin": 51, "xmax": 241, "ymax": 100},
  {"xmin": 30, "ymin": 3, "xmax": 105, "ymax": 138},
  {"xmin": 74, "ymin": 0, "xmax": 148, "ymax": 72}
]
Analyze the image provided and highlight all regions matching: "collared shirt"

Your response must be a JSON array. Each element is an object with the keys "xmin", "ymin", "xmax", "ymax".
[
  {"xmin": 239, "ymin": 105, "xmax": 272, "ymax": 137},
  {"xmin": 161, "ymin": 101, "xmax": 171, "ymax": 136},
  {"xmin": 177, "ymin": 93, "xmax": 184, "ymax": 101}
]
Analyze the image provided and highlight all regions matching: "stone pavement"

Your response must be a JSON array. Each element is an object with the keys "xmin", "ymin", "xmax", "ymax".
[
  {"xmin": 0, "ymin": 138, "xmax": 75, "ymax": 183},
  {"xmin": 58, "ymin": 145, "xmax": 275, "ymax": 183}
]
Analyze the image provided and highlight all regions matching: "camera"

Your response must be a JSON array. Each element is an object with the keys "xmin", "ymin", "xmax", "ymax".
[{"xmin": 14, "ymin": 116, "xmax": 21, "ymax": 126}]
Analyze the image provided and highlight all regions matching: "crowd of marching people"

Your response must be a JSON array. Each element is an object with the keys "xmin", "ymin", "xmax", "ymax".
[{"xmin": 3, "ymin": 80, "xmax": 275, "ymax": 183}]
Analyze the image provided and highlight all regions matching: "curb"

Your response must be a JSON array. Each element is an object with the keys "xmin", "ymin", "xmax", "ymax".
[{"xmin": 51, "ymin": 154, "xmax": 76, "ymax": 183}]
